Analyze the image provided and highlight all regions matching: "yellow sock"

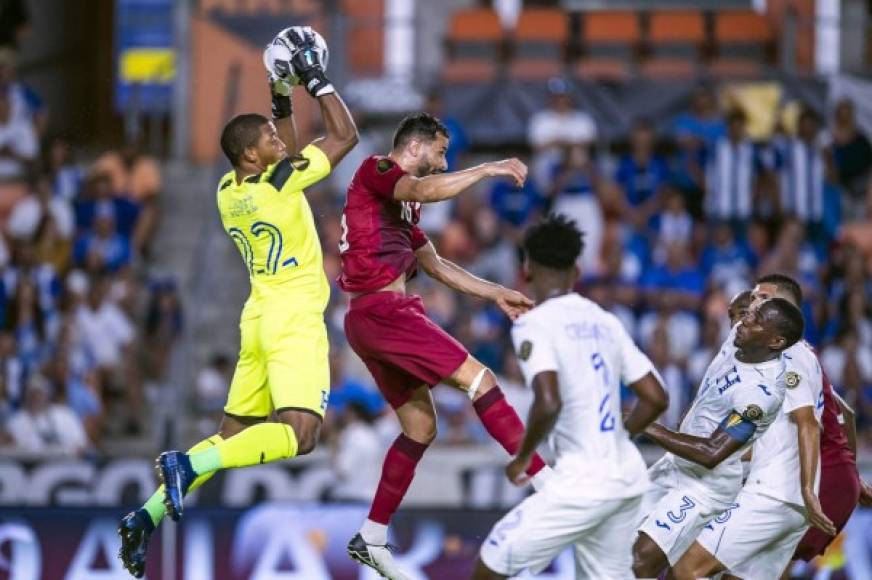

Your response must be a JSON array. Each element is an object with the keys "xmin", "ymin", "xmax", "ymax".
[
  {"xmin": 143, "ymin": 434, "xmax": 223, "ymax": 526},
  {"xmin": 189, "ymin": 423, "xmax": 297, "ymax": 475}
]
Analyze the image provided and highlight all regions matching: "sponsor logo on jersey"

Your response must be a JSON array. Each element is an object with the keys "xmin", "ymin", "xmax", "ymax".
[
  {"xmin": 742, "ymin": 404, "xmax": 763, "ymax": 422},
  {"xmin": 518, "ymin": 340, "xmax": 533, "ymax": 361},
  {"xmin": 785, "ymin": 371, "xmax": 801, "ymax": 389}
]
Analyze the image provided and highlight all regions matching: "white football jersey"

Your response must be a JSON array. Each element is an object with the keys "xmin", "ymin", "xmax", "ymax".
[
  {"xmin": 665, "ymin": 339, "xmax": 787, "ymax": 506},
  {"xmin": 511, "ymin": 293, "xmax": 658, "ymax": 500},
  {"xmin": 744, "ymin": 340, "xmax": 824, "ymax": 507}
]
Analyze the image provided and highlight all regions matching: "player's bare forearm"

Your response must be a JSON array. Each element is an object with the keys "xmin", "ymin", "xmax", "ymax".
[
  {"xmin": 833, "ymin": 391, "xmax": 858, "ymax": 458},
  {"xmin": 396, "ymin": 165, "xmax": 491, "ymax": 203},
  {"xmin": 395, "ymin": 158, "xmax": 527, "ymax": 203},
  {"xmin": 311, "ymin": 92, "xmax": 358, "ymax": 168},
  {"xmin": 794, "ymin": 406, "xmax": 837, "ymax": 534},
  {"xmin": 644, "ymin": 424, "xmax": 742, "ymax": 469},
  {"xmin": 792, "ymin": 407, "xmax": 820, "ymax": 496},
  {"xmin": 518, "ymin": 372, "xmax": 561, "ymax": 460},
  {"xmin": 275, "ymin": 115, "xmax": 299, "ymax": 156},
  {"xmin": 624, "ymin": 373, "xmax": 669, "ymax": 437},
  {"xmin": 418, "ymin": 243, "xmax": 500, "ymax": 300}
]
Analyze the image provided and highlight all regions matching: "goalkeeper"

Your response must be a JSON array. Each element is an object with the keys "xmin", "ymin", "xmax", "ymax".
[{"xmin": 117, "ymin": 26, "xmax": 358, "ymax": 578}]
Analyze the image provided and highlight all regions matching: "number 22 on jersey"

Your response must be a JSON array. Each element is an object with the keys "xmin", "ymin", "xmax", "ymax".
[{"xmin": 228, "ymin": 221, "xmax": 298, "ymax": 276}]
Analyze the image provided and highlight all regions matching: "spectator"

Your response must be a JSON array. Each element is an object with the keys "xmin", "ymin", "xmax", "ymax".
[
  {"xmin": 469, "ymin": 206, "xmax": 517, "ymax": 287},
  {"xmin": 330, "ymin": 402, "xmax": 385, "ymax": 502},
  {"xmin": 0, "ymin": 330, "xmax": 23, "ymax": 409},
  {"xmin": 778, "ymin": 107, "xmax": 833, "ymax": 233},
  {"xmin": 46, "ymin": 137, "xmax": 84, "ymax": 203},
  {"xmin": 550, "ymin": 144, "xmax": 603, "ymax": 272},
  {"xmin": 699, "ymin": 222, "xmax": 755, "ymax": 295},
  {"xmin": 705, "ymin": 108, "xmax": 761, "ymax": 228},
  {"xmin": 143, "ymin": 278, "xmax": 183, "ymax": 379},
  {"xmin": 0, "ymin": 48, "xmax": 46, "ymax": 134},
  {"xmin": 73, "ymin": 208, "xmax": 132, "ymax": 273},
  {"xmin": 73, "ymin": 273, "xmax": 141, "ymax": 433},
  {"xmin": 821, "ymin": 328, "xmax": 872, "ymax": 404},
  {"xmin": 651, "ymin": 188, "xmax": 694, "ymax": 257},
  {"xmin": 194, "ymin": 353, "xmax": 230, "ymax": 436},
  {"xmin": 648, "ymin": 323, "xmax": 688, "ymax": 429},
  {"xmin": 7, "ymin": 173, "xmax": 75, "ymax": 243},
  {"xmin": 74, "ymin": 173, "xmax": 140, "ymax": 240},
  {"xmin": 489, "ymin": 171, "xmax": 544, "ymax": 229},
  {"xmin": 528, "ymin": 77, "xmax": 597, "ymax": 189},
  {"xmin": 91, "ymin": 139, "xmax": 161, "ymax": 256},
  {"xmin": 6, "ymin": 374, "xmax": 88, "ymax": 457},
  {"xmin": 614, "ymin": 118, "xmax": 670, "ymax": 225},
  {"xmin": 688, "ymin": 315, "xmax": 727, "ymax": 387},
  {"xmin": 671, "ymin": 85, "xmax": 725, "ymax": 213},
  {"xmin": 829, "ymin": 98, "xmax": 872, "ymax": 220},
  {"xmin": 0, "ymin": 87, "xmax": 36, "ymax": 218}
]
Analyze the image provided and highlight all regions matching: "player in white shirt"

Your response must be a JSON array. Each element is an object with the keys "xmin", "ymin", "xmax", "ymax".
[
  {"xmin": 473, "ymin": 215, "xmax": 669, "ymax": 579},
  {"xmin": 674, "ymin": 274, "xmax": 836, "ymax": 580},
  {"xmin": 632, "ymin": 295, "xmax": 806, "ymax": 578}
]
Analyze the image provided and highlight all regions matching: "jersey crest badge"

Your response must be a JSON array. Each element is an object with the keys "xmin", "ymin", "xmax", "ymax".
[
  {"xmin": 518, "ymin": 340, "xmax": 533, "ymax": 361},
  {"xmin": 785, "ymin": 371, "xmax": 801, "ymax": 389},
  {"xmin": 742, "ymin": 404, "xmax": 763, "ymax": 422},
  {"xmin": 377, "ymin": 158, "xmax": 393, "ymax": 173}
]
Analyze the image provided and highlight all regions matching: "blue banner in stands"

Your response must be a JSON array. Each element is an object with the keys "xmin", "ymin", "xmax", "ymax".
[{"xmin": 114, "ymin": 0, "xmax": 175, "ymax": 114}]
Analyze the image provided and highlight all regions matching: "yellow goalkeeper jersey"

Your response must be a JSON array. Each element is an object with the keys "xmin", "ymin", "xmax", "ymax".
[{"xmin": 217, "ymin": 144, "xmax": 332, "ymax": 318}]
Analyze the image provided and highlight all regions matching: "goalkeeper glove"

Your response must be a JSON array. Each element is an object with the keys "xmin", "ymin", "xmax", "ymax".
[{"xmin": 284, "ymin": 27, "xmax": 334, "ymax": 98}]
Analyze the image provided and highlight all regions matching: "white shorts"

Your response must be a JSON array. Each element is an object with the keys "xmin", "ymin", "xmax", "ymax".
[
  {"xmin": 638, "ymin": 462, "xmax": 728, "ymax": 565},
  {"xmin": 480, "ymin": 491, "xmax": 643, "ymax": 579},
  {"xmin": 696, "ymin": 490, "xmax": 808, "ymax": 580}
]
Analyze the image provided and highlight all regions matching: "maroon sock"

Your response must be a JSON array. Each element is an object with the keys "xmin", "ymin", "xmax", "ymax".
[
  {"xmin": 473, "ymin": 386, "xmax": 546, "ymax": 477},
  {"xmin": 367, "ymin": 433, "xmax": 429, "ymax": 525}
]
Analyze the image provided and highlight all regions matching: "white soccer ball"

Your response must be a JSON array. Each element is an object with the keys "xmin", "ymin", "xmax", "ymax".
[{"xmin": 263, "ymin": 27, "xmax": 329, "ymax": 87}]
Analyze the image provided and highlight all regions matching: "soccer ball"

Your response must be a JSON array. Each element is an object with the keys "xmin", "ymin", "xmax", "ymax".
[{"xmin": 263, "ymin": 27, "xmax": 329, "ymax": 87}]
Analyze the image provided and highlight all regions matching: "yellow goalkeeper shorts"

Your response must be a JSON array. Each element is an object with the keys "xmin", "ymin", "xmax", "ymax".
[{"xmin": 224, "ymin": 305, "xmax": 330, "ymax": 419}]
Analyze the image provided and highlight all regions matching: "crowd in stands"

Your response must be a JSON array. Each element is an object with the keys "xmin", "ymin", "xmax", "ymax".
[
  {"xmin": 258, "ymin": 79, "xmax": 872, "ymax": 484},
  {"xmin": 0, "ymin": 40, "xmax": 183, "ymax": 458}
]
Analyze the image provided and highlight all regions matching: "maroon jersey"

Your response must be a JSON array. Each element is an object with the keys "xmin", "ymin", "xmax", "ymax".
[
  {"xmin": 819, "ymin": 369, "xmax": 855, "ymax": 467},
  {"xmin": 338, "ymin": 156, "xmax": 429, "ymax": 293}
]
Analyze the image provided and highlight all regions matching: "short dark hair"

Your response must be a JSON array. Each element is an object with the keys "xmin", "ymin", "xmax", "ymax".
[
  {"xmin": 523, "ymin": 213, "xmax": 585, "ymax": 270},
  {"xmin": 756, "ymin": 273, "xmax": 803, "ymax": 306},
  {"xmin": 760, "ymin": 297, "xmax": 805, "ymax": 350},
  {"xmin": 220, "ymin": 113, "xmax": 269, "ymax": 167},
  {"xmin": 392, "ymin": 112, "xmax": 449, "ymax": 150}
]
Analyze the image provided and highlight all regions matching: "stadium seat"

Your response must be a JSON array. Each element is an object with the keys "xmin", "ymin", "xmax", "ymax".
[
  {"xmin": 508, "ymin": 8, "xmax": 569, "ymax": 81},
  {"xmin": 575, "ymin": 11, "xmax": 640, "ymax": 81},
  {"xmin": 641, "ymin": 11, "xmax": 705, "ymax": 79},
  {"xmin": 710, "ymin": 11, "xmax": 774, "ymax": 79},
  {"xmin": 442, "ymin": 9, "xmax": 503, "ymax": 83}
]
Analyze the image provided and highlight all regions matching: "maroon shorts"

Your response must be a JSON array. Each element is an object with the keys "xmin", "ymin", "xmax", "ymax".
[
  {"xmin": 794, "ymin": 461, "xmax": 861, "ymax": 561},
  {"xmin": 344, "ymin": 291, "xmax": 468, "ymax": 409}
]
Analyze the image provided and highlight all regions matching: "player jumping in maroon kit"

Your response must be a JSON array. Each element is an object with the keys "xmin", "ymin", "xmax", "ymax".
[{"xmin": 339, "ymin": 113, "xmax": 551, "ymax": 579}]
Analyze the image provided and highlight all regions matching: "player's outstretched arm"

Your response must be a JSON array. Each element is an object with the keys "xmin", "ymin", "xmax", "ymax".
[
  {"xmin": 792, "ymin": 406, "xmax": 837, "ymax": 535},
  {"xmin": 394, "ymin": 158, "xmax": 527, "ymax": 204},
  {"xmin": 269, "ymin": 74, "xmax": 299, "ymax": 155},
  {"xmin": 309, "ymin": 92, "xmax": 358, "ymax": 168},
  {"xmin": 643, "ymin": 417, "xmax": 751, "ymax": 470},
  {"xmin": 280, "ymin": 27, "xmax": 358, "ymax": 167},
  {"xmin": 506, "ymin": 371, "xmax": 560, "ymax": 486},
  {"xmin": 416, "ymin": 241, "xmax": 533, "ymax": 319},
  {"xmin": 624, "ymin": 373, "xmax": 669, "ymax": 437}
]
